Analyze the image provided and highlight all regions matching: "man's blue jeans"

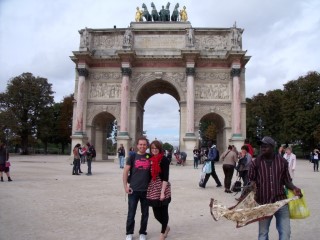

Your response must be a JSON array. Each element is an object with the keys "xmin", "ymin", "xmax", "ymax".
[
  {"xmin": 258, "ymin": 204, "xmax": 290, "ymax": 240},
  {"xmin": 126, "ymin": 191, "xmax": 149, "ymax": 235},
  {"xmin": 119, "ymin": 156, "xmax": 125, "ymax": 168}
]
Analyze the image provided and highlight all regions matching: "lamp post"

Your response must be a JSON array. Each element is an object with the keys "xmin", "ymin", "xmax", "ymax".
[{"xmin": 256, "ymin": 117, "xmax": 264, "ymax": 153}]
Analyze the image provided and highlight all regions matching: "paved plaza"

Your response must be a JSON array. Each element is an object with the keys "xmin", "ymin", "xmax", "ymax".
[{"xmin": 0, "ymin": 155, "xmax": 318, "ymax": 240}]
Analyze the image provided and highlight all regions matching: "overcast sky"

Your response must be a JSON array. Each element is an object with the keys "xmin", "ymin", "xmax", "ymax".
[{"xmin": 1, "ymin": 0, "xmax": 319, "ymax": 145}]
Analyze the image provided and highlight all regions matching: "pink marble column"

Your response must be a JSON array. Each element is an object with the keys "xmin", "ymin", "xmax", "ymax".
[
  {"xmin": 186, "ymin": 67, "xmax": 195, "ymax": 136},
  {"xmin": 231, "ymin": 68, "xmax": 242, "ymax": 137},
  {"xmin": 74, "ymin": 68, "xmax": 88, "ymax": 134},
  {"xmin": 119, "ymin": 67, "xmax": 131, "ymax": 136}
]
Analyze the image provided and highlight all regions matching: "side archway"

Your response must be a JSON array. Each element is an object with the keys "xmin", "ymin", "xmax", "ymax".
[
  {"xmin": 89, "ymin": 111, "xmax": 116, "ymax": 160},
  {"xmin": 198, "ymin": 113, "xmax": 227, "ymax": 153}
]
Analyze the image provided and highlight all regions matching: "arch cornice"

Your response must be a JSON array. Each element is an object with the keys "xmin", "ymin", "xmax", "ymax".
[
  {"xmin": 86, "ymin": 103, "xmax": 120, "ymax": 125},
  {"xmin": 130, "ymin": 71, "xmax": 186, "ymax": 104},
  {"xmin": 194, "ymin": 103, "xmax": 232, "ymax": 128}
]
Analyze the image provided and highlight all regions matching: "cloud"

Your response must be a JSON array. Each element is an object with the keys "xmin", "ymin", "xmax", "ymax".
[{"xmin": 1, "ymin": 0, "xmax": 319, "ymax": 143}]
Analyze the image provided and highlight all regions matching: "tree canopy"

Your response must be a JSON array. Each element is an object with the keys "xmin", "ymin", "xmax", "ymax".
[
  {"xmin": 246, "ymin": 71, "xmax": 320, "ymax": 152},
  {"xmin": 0, "ymin": 73, "xmax": 54, "ymax": 154}
]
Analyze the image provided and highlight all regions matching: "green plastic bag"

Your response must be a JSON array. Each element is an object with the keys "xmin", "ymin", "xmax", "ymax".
[{"xmin": 287, "ymin": 189, "xmax": 310, "ymax": 219}]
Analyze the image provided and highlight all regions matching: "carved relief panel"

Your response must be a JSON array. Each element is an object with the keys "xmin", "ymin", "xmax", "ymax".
[
  {"xmin": 89, "ymin": 83, "xmax": 121, "ymax": 99},
  {"xmin": 195, "ymin": 83, "xmax": 230, "ymax": 100}
]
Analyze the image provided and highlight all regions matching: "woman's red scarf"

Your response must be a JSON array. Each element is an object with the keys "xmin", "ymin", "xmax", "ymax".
[{"xmin": 150, "ymin": 153, "xmax": 164, "ymax": 181}]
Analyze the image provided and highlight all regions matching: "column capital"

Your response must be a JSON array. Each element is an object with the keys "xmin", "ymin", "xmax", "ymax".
[
  {"xmin": 230, "ymin": 68, "xmax": 241, "ymax": 77},
  {"xmin": 77, "ymin": 68, "xmax": 89, "ymax": 77},
  {"xmin": 186, "ymin": 67, "xmax": 195, "ymax": 76},
  {"xmin": 121, "ymin": 67, "xmax": 132, "ymax": 77}
]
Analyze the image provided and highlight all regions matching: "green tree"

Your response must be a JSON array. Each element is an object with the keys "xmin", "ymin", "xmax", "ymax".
[
  {"xmin": 51, "ymin": 95, "xmax": 73, "ymax": 154},
  {"xmin": 246, "ymin": 90, "xmax": 284, "ymax": 146},
  {"xmin": 37, "ymin": 106, "xmax": 55, "ymax": 154},
  {"xmin": 199, "ymin": 120, "xmax": 217, "ymax": 145},
  {"xmin": 282, "ymin": 71, "xmax": 320, "ymax": 150},
  {"xmin": 0, "ymin": 73, "xmax": 54, "ymax": 154},
  {"xmin": 163, "ymin": 142, "xmax": 173, "ymax": 151}
]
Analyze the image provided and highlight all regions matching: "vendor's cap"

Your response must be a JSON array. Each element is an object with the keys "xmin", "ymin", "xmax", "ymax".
[{"xmin": 259, "ymin": 136, "xmax": 276, "ymax": 147}]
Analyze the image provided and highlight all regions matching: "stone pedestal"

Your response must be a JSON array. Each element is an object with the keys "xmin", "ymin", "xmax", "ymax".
[{"xmin": 183, "ymin": 136, "xmax": 197, "ymax": 162}]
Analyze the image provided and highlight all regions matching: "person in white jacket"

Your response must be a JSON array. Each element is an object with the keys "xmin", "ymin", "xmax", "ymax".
[{"xmin": 283, "ymin": 146, "xmax": 296, "ymax": 179}]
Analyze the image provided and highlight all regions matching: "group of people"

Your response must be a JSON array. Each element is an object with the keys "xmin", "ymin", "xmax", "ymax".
[
  {"xmin": 198, "ymin": 137, "xmax": 302, "ymax": 239},
  {"xmin": 123, "ymin": 136, "xmax": 171, "ymax": 240},
  {"xmin": 72, "ymin": 143, "xmax": 96, "ymax": 176}
]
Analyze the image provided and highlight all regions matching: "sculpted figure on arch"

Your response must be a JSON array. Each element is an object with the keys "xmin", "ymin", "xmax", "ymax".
[
  {"xmin": 180, "ymin": 6, "xmax": 188, "ymax": 21},
  {"xmin": 135, "ymin": 7, "xmax": 143, "ymax": 22}
]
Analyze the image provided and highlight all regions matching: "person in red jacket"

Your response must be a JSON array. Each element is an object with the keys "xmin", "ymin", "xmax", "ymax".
[{"xmin": 244, "ymin": 138, "xmax": 254, "ymax": 157}]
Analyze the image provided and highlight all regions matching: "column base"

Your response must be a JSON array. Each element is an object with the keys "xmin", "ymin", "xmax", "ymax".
[
  {"xmin": 118, "ymin": 131, "xmax": 129, "ymax": 136},
  {"xmin": 185, "ymin": 132, "xmax": 195, "ymax": 137},
  {"xmin": 183, "ymin": 135, "xmax": 197, "ymax": 162}
]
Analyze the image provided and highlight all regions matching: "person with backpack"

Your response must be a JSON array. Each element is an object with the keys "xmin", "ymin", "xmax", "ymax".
[
  {"xmin": 199, "ymin": 141, "xmax": 222, "ymax": 188},
  {"xmin": 86, "ymin": 142, "xmax": 95, "ymax": 175}
]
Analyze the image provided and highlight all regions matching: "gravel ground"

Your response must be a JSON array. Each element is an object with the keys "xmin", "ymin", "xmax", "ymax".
[{"xmin": 0, "ymin": 155, "xmax": 318, "ymax": 240}]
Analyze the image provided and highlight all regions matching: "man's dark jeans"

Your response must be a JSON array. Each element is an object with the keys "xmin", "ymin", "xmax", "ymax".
[
  {"xmin": 201, "ymin": 162, "xmax": 222, "ymax": 187},
  {"xmin": 126, "ymin": 191, "xmax": 149, "ymax": 235},
  {"xmin": 87, "ymin": 159, "xmax": 92, "ymax": 174}
]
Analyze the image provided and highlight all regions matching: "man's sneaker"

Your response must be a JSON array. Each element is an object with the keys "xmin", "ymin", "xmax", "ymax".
[
  {"xmin": 126, "ymin": 234, "xmax": 133, "ymax": 240},
  {"xmin": 139, "ymin": 234, "xmax": 147, "ymax": 240}
]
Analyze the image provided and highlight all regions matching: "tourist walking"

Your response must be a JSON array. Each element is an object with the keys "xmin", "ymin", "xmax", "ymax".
[
  {"xmin": 248, "ymin": 136, "xmax": 302, "ymax": 240},
  {"xmin": 221, "ymin": 145, "xmax": 237, "ymax": 193},
  {"xmin": 283, "ymin": 146, "xmax": 296, "ymax": 178},
  {"xmin": 147, "ymin": 140, "xmax": 171, "ymax": 240},
  {"xmin": 123, "ymin": 136, "xmax": 151, "ymax": 240},
  {"xmin": 199, "ymin": 141, "xmax": 222, "ymax": 188},
  {"xmin": 0, "ymin": 142, "xmax": 12, "ymax": 182},
  {"xmin": 118, "ymin": 144, "xmax": 126, "ymax": 169},
  {"xmin": 312, "ymin": 149, "xmax": 319, "ymax": 172}
]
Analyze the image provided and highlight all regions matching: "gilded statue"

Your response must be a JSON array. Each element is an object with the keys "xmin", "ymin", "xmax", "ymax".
[
  {"xmin": 180, "ymin": 6, "xmax": 188, "ymax": 22},
  {"xmin": 135, "ymin": 7, "xmax": 143, "ymax": 22}
]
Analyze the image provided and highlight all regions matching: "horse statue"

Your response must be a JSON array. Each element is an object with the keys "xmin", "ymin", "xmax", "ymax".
[
  {"xmin": 151, "ymin": 2, "xmax": 160, "ymax": 21},
  {"xmin": 171, "ymin": 3, "xmax": 179, "ymax": 21},
  {"xmin": 164, "ymin": 2, "xmax": 171, "ymax": 21},
  {"xmin": 142, "ymin": 3, "xmax": 152, "ymax": 21}
]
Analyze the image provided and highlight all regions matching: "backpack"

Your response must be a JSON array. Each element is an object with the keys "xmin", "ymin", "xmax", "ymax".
[
  {"xmin": 214, "ymin": 149, "xmax": 220, "ymax": 162},
  {"xmin": 89, "ymin": 146, "xmax": 96, "ymax": 157}
]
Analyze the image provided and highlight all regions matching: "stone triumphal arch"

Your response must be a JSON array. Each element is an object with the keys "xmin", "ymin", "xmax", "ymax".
[{"xmin": 70, "ymin": 21, "xmax": 250, "ymax": 160}]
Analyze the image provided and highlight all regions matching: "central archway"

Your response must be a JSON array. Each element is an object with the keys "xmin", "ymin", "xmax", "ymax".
[
  {"xmin": 131, "ymin": 79, "xmax": 181, "ymax": 147},
  {"xmin": 144, "ymin": 93, "xmax": 180, "ymax": 146}
]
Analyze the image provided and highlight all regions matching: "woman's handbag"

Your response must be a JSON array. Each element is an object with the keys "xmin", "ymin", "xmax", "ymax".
[
  {"xmin": 286, "ymin": 189, "xmax": 310, "ymax": 219},
  {"xmin": 5, "ymin": 161, "xmax": 11, "ymax": 167},
  {"xmin": 231, "ymin": 177, "xmax": 242, "ymax": 192}
]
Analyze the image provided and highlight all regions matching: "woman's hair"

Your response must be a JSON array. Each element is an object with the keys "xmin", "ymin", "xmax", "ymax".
[
  {"xmin": 228, "ymin": 145, "xmax": 232, "ymax": 150},
  {"xmin": 241, "ymin": 145, "xmax": 249, "ymax": 152},
  {"xmin": 74, "ymin": 143, "xmax": 81, "ymax": 148},
  {"xmin": 150, "ymin": 140, "xmax": 163, "ymax": 154}
]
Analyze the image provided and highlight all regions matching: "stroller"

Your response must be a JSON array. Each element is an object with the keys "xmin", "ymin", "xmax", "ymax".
[{"xmin": 175, "ymin": 151, "xmax": 187, "ymax": 166}]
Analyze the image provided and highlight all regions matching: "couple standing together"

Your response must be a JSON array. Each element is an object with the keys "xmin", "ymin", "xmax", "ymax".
[{"xmin": 123, "ymin": 136, "xmax": 171, "ymax": 240}]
